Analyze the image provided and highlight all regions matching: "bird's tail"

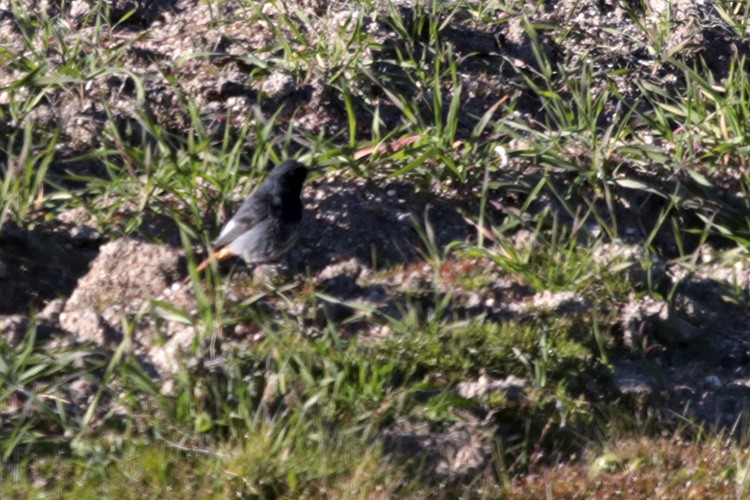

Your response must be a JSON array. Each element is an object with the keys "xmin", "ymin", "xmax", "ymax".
[{"xmin": 184, "ymin": 247, "xmax": 236, "ymax": 283}]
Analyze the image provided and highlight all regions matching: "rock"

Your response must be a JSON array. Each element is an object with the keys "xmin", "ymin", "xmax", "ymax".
[
  {"xmin": 612, "ymin": 360, "xmax": 657, "ymax": 415},
  {"xmin": 59, "ymin": 308, "xmax": 113, "ymax": 345},
  {"xmin": 0, "ymin": 315, "xmax": 28, "ymax": 346},
  {"xmin": 60, "ymin": 238, "xmax": 197, "ymax": 375},
  {"xmin": 259, "ymin": 72, "xmax": 295, "ymax": 99},
  {"xmin": 316, "ymin": 258, "xmax": 363, "ymax": 295},
  {"xmin": 384, "ymin": 416, "xmax": 494, "ymax": 482},
  {"xmin": 529, "ymin": 290, "xmax": 590, "ymax": 315},
  {"xmin": 620, "ymin": 296, "xmax": 701, "ymax": 348},
  {"xmin": 62, "ymin": 238, "xmax": 182, "ymax": 314},
  {"xmin": 147, "ymin": 324, "xmax": 197, "ymax": 375},
  {"xmin": 40, "ymin": 298, "xmax": 66, "ymax": 324},
  {"xmin": 456, "ymin": 374, "xmax": 527, "ymax": 401}
]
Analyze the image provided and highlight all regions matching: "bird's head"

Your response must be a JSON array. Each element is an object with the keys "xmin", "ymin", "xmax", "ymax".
[{"xmin": 270, "ymin": 160, "xmax": 308, "ymax": 193}]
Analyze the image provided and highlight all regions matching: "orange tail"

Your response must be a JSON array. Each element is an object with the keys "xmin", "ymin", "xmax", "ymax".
[{"xmin": 184, "ymin": 247, "xmax": 237, "ymax": 283}]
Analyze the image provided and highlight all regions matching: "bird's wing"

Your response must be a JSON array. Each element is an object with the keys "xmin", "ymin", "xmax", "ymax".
[{"xmin": 213, "ymin": 187, "xmax": 271, "ymax": 248}]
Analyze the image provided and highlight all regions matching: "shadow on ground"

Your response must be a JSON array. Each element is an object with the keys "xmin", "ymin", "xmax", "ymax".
[{"xmin": 0, "ymin": 223, "xmax": 100, "ymax": 315}]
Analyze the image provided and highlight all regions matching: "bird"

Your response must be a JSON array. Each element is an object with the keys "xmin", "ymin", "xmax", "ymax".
[{"xmin": 192, "ymin": 160, "xmax": 309, "ymax": 276}]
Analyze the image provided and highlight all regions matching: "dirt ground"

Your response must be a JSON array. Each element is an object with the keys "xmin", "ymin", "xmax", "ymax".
[{"xmin": 3, "ymin": 0, "xmax": 750, "ymax": 482}]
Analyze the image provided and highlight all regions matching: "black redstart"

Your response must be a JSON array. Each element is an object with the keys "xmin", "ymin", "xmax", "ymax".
[{"xmin": 194, "ymin": 160, "xmax": 309, "ymax": 274}]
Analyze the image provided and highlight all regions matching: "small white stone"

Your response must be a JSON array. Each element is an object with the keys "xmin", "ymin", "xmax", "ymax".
[{"xmin": 494, "ymin": 145, "xmax": 508, "ymax": 167}]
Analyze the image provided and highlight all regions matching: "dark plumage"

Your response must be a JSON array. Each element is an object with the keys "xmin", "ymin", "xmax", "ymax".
[{"xmin": 194, "ymin": 160, "xmax": 308, "ymax": 274}]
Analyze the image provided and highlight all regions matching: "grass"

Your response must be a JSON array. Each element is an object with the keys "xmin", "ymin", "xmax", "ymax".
[{"xmin": 2, "ymin": 0, "xmax": 750, "ymax": 496}]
